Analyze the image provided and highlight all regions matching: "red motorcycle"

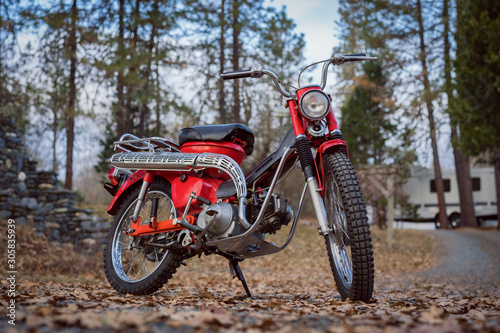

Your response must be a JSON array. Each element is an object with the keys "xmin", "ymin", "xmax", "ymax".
[{"xmin": 103, "ymin": 53, "xmax": 375, "ymax": 301}]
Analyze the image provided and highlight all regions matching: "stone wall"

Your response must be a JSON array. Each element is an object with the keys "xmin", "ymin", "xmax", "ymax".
[{"xmin": 0, "ymin": 117, "xmax": 109, "ymax": 250}]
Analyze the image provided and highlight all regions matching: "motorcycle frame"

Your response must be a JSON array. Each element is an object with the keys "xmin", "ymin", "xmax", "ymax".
[{"xmin": 106, "ymin": 84, "xmax": 348, "ymax": 259}]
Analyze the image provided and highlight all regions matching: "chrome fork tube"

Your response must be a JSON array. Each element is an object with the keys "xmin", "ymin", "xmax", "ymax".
[
  {"xmin": 306, "ymin": 177, "xmax": 330, "ymax": 236},
  {"xmin": 130, "ymin": 180, "xmax": 150, "ymax": 223}
]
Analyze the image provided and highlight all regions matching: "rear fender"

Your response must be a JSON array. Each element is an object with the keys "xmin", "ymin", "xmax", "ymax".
[{"xmin": 106, "ymin": 170, "xmax": 182, "ymax": 216}]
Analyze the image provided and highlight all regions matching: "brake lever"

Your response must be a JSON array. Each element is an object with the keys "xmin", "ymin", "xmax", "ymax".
[
  {"xmin": 330, "ymin": 53, "xmax": 378, "ymax": 65},
  {"xmin": 250, "ymin": 64, "xmax": 264, "ymax": 78},
  {"xmin": 331, "ymin": 53, "xmax": 346, "ymax": 65}
]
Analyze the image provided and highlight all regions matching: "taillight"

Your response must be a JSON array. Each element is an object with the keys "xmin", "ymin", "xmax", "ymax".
[{"xmin": 107, "ymin": 168, "xmax": 118, "ymax": 185}]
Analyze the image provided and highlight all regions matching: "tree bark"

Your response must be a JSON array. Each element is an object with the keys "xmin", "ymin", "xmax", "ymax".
[
  {"xmin": 52, "ymin": 109, "xmax": 58, "ymax": 173},
  {"xmin": 416, "ymin": 0, "xmax": 447, "ymax": 228},
  {"xmin": 495, "ymin": 150, "xmax": 500, "ymax": 230},
  {"xmin": 65, "ymin": 0, "xmax": 78, "ymax": 190},
  {"xmin": 218, "ymin": 0, "xmax": 227, "ymax": 123},
  {"xmin": 231, "ymin": 0, "xmax": 241, "ymax": 123},
  {"xmin": 139, "ymin": 0, "xmax": 158, "ymax": 137},
  {"xmin": 51, "ymin": 72, "xmax": 59, "ymax": 174},
  {"xmin": 444, "ymin": 0, "xmax": 476, "ymax": 227},
  {"xmin": 0, "ymin": 3, "xmax": 3, "ymax": 100},
  {"xmin": 128, "ymin": 0, "xmax": 140, "ymax": 135},
  {"xmin": 155, "ymin": 62, "xmax": 161, "ymax": 136},
  {"xmin": 116, "ymin": 0, "xmax": 126, "ymax": 137}
]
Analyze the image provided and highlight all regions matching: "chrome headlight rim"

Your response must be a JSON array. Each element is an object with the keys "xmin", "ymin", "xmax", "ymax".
[{"xmin": 298, "ymin": 89, "xmax": 331, "ymax": 121}]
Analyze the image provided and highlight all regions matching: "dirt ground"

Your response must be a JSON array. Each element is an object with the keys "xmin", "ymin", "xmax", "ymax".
[{"xmin": 1, "ymin": 222, "xmax": 499, "ymax": 332}]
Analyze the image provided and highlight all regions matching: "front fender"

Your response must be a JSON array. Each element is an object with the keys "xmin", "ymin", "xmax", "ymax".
[
  {"xmin": 318, "ymin": 139, "xmax": 348, "ymax": 157},
  {"xmin": 315, "ymin": 139, "xmax": 349, "ymax": 195}
]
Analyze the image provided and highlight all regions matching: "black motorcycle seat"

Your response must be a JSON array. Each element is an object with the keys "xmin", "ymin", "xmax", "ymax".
[{"xmin": 179, "ymin": 123, "xmax": 255, "ymax": 156}]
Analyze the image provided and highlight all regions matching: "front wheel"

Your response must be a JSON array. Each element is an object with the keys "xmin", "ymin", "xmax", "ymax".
[{"xmin": 322, "ymin": 152, "xmax": 374, "ymax": 301}]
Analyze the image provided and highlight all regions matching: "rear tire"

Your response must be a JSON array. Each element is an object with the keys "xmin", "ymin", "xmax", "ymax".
[
  {"xmin": 449, "ymin": 213, "xmax": 461, "ymax": 228},
  {"xmin": 322, "ymin": 152, "xmax": 374, "ymax": 301},
  {"xmin": 103, "ymin": 179, "xmax": 184, "ymax": 295}
]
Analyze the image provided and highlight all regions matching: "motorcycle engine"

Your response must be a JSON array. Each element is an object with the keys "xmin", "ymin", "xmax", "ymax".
[
  {"xmin": 246, "ymin": 192, "xmax": 293, "ymax": 234},
  {"xmin": 197, "ymin": 202, "xmax": 245, "ymax": 241},
  {"xmin": 196, "ymin": 192, "xmax": 293, "ymax": 243}
]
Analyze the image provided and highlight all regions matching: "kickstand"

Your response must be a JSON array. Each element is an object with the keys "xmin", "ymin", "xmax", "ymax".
[{"xmin": 228, "ymin": 259, "xmax": 253, "ymax": 299}]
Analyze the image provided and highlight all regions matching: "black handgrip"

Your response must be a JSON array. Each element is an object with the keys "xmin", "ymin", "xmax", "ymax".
[
  {"xmin": 220, "ymin": 69, "xmax": 252, "ymax": 80},
  {"xmin": 196, "ymin": 196, "xmax": 211, "ymax": 205},
  {"xmin": 344, "ymin": 53, "xmax": 366, "ymax": 57}
]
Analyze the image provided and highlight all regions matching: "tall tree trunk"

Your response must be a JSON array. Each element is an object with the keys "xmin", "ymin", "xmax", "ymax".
[
  {"xmin": 0, "ymin": 4, "xmax": 3, "ymax": 100},
  {"xmin": 444, "ymin": 0, "xmax": 476, "ymax": 227},
  {"xmin": 155, "ymin": 62, "xmax": 161, "ymax": 136},
  {"xmin": 52, "ymin": 111, "xmax": 58, "ymax": 173},
  {"xmin": 51, "ymin": 74, "xmax": 59, "ymax": 173},
  {"xmin": 218, "ymin": 0, "xmax": 227, "ymax": 123},
  {"xmin": 495, "ymin": 151, "xmax": 500, "ymax": 230},
  {"xmin": 116, "ymin": 0, "xmax": 126, "ymax": 137},
  {"xmin": 416, "ymin": 0, "xmax": 447, "ymax": 228},
  {"xmin": 139, "ymin": 0, "xmax": 158, "ymax": 137},
  {"xmin": 65, "ymin": 0, "xmax": 77, "ymax": 190},
  {"xmin": 126, "ymin": 0, "xmax": 140, "ymax": 135},
  {"xmin": 231, "ymin": 0, "xmax": 241, "ymax": 123}
]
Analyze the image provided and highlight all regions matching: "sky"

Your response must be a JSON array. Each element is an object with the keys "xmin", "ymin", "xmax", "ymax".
[{"xmin": 265, "ymin": 0, "xmax": 341, "ymax": 62}]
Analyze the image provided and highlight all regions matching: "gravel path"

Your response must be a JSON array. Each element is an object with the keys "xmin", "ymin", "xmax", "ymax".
[{"xmin": 420, "ymin": 228, "xmax": 500, "ymax": 287}]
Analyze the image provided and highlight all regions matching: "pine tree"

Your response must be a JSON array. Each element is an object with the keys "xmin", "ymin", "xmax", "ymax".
[
  {"xmin": 0, "ymin": 0, "xmax": 29, "ymax": 127},
  {"xmin": 341, "ymin": 61, "xmax": 397, "ymax": 165},
  {"xmin": 338, "ymin": 0, "xmax": 449, "ymax": 227},
  {"xmin": 92, "ymin": 0, "xmax": 184, "ymax": 172},
  {"xmin": 443, "ymin": 0, "xmax": 475, "ymax": 228},
  {"xmin": 454, "ymin": 0, "xmax": 500, "ymax": 229},
  {"xmin": 20, "ymin": 0, "xmax": 92, "ymax": 189}
]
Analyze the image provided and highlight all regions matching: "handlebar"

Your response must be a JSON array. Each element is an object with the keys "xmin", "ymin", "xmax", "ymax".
[
  {"xmin": 222, "ymin": 65, "xmax": 295, "ymax": 98},
  {"xmin": 220, "ymin": 53, "xmax": 377, "ymax": 97},
  {"xmin": 220, "ymin": 69, "xmax": 254, "ymax": 80}
]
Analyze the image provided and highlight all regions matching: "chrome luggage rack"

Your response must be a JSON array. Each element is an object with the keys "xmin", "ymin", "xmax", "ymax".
[{"xmin": 113, "ymin": 133, "xmax": 180, "ymax": 153}]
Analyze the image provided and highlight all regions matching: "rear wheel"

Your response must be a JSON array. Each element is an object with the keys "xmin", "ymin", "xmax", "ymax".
[
  {"xmin": 103, "ymin": 179, "xmax": 184, "ymax": 295},
  {"xmin": 322, "ymin": 152, "xmax": 374, "ymax": 301},
  {"xmin": 449, "ymin": 213, "xmax": 461, "ymax": 228}
]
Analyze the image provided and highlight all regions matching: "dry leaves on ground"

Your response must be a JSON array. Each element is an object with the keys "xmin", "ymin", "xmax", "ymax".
[{"xmin": 1, "ymin": 222, "xmax": 499, "ymax": 332}]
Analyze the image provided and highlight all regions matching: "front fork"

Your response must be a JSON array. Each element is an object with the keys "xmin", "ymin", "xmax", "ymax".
[
  {"xmin": 295, "ymin": 134, "xmax": 331, "ymax": 236},
  {"xmin": 307, "ymin": 177, "xmax": 331, "ymax": 236}
]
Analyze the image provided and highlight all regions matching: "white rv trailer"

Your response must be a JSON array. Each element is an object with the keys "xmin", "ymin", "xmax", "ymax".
[{"xmin": 401, "ymin": 167, "xmax": 497, "ymax": 227}]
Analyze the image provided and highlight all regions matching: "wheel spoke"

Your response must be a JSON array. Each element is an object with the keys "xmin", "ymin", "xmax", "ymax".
[
  {"xmin": 325, "ymin": 168, "xmax": 354, "ymax": 289},
  {"xmin": 109, "ymin": 188, "xmax": 179, "ymax": 284},
  {"xmin": 126, "ymin": 249, "xmax": 140, "ymax": 276},
  {"xmin": 320, "ymin": 153, "xmax": 374, "ymax": 301},
  {"xmin": 157, "ymin": 199, "xmax": 169, "ymax": 218},
  {"xmin": 135, "ymin": 255, "xmax": 148, "ymax": 280}
]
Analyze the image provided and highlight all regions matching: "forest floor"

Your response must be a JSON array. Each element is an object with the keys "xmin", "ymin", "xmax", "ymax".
[{"xmin": 1, "ymin": 221, "xmax": 499, "ymax": 333}]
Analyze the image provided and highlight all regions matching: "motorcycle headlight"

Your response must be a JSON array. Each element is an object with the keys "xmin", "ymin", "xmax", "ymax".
[{"xmin": 299, "ymin": 90, "xmax": 330, "ymax": 120}]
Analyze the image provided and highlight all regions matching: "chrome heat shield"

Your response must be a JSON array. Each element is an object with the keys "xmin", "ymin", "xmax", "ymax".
[{"xmin": 108, "ymin": 151, "xmax": 247, "ymax": 200}]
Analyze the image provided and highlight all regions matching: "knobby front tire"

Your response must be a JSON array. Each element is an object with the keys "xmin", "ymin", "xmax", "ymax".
[
  {"xmin": 322, "ymin": 152, "xmax": 374, "ymax": 302},
  {"xmin": 103, "ymin": 179, "xmax": 184, "ymax": 295}
]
